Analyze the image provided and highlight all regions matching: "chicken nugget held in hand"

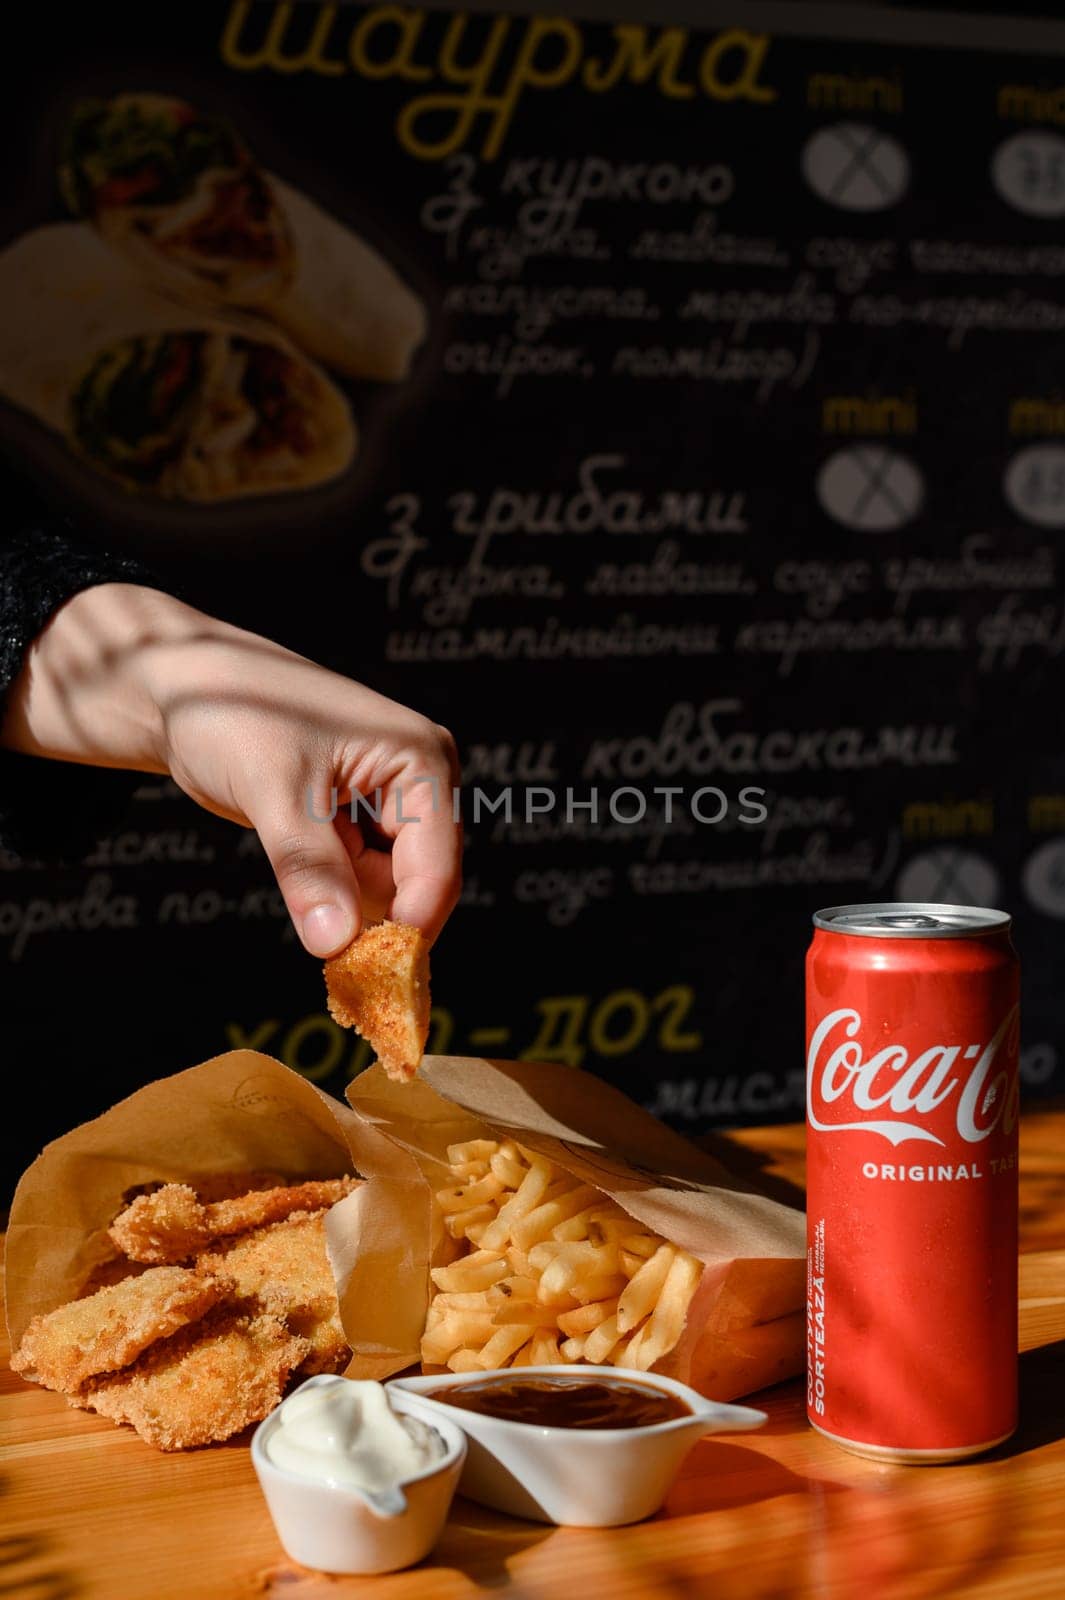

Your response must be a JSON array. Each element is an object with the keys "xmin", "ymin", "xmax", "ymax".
[{"xmin": 324, "ymin": 920, "xmax": 430, "ymax": 1082}]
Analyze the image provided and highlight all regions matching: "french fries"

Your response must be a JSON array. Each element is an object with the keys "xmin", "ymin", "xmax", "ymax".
[{"xmin": 421, "ymin": 1139, "xmax": 704, "ymax": 1376}]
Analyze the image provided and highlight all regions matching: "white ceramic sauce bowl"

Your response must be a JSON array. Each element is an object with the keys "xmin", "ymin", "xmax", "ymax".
[
  {"xmin": 251, "ymin": 1375, "xmax": 468, "ymax": 1574},
  {"xmin": 388, "ymin": 1367, "xmax": 767, "ymax": 1527}
]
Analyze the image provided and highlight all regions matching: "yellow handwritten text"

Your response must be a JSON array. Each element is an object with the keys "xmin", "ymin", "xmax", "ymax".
[
  {"xmin": 807, "ymin": 71, "xmax": 902, "ymax": 113},
  {"xmin": 221, "ymin": 3, "xmax": 777, "ymax": 160},
  {"xmin": 1009, "ymin": 397, "xmax": 1065, "ymax": 435},
  {"xmin": 823, "ymin": 393, "xmax": 917, "ymax": 435},
  {"xmin": 901, "ymin": 797, "xmax": 994, "ymax": 841},
  {"xmin": 1028, "ymin": 794, "xmax": 1065, "ymax": 831},
  {"xmin": 998, "ymin": 82, "xmax": 1065, "ymax": 125}
]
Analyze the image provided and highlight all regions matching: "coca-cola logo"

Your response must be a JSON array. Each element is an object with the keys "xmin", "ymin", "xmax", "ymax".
[{"xmin": 807, "ymin": 1005, "xmax": 1019, "ymax": 1147}]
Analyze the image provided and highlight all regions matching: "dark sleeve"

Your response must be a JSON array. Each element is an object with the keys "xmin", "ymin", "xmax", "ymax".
[{"xmin": 0, "ymin": 521, "xmax": 160, "ymax": 863}]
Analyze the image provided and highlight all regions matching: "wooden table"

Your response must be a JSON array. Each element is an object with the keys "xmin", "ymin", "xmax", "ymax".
[{"xmin": 3, "ymin": 1110, "xmax": 1064, "ymax": 1600}]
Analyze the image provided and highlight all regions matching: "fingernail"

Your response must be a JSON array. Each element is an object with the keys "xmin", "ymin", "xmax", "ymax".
[{"xmin": 301, "ymin": 903, "xmax": 355, "ymax": 957}]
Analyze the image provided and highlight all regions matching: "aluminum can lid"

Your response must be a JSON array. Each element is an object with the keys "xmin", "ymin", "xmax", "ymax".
[{"xmin": 812, "ymin": 901, "xmax": 1011, "ymax": 938}]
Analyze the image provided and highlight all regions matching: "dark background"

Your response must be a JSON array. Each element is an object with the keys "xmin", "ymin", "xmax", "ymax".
[{"xmin": 3, "ymin": 0, "xmax": 1065, "ymax": 1193}]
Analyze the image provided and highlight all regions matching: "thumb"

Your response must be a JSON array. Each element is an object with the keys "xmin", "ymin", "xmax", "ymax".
[{"xmin": 252, "ymin": 800, "xmax": 362, "ymax": 957}]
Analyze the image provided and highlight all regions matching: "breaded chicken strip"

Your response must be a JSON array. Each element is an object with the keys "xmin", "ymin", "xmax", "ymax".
[
  {"xmin": 208, "ymin": 1178, "xmax": 358, "ymax": 1238},
  {"xmin": 109, "ymin": 1176, "xmax": 358, "ymax": 1264},
  {"xmin": 11, "ymin": 1266, "xmax": 228, "ymax": 1391},
  {"xmin": 187, "ymin": 1170, "xmax": 287, "ymax": 1202},
  {"xmin": 203, "ymin": 1212, "xmax": 349, "ymax": 1375},
  {"xmin": 324, "ymin": 920, "xmax": 430, "ymax": 1082},
  {"xmin": 78, "ymin": 1256, "xmax": 149, "ymax": 1297},
  {"xmin": 77, "ymin": 1309, "xmax": 308, "ymax": 1449},
  {"xmin": 289, "ymin": 1303, "xmax": 350, "ymax": 1376},
  {"xmin": 200, "ymin": 1211, "xmax": 333, "ymax": 1314},
  {"xmin": 108, "ymin": 1184, "xmax": 205, "ymax": 1263}
]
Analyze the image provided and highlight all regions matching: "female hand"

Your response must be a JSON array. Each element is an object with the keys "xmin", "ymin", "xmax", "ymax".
[{"xmin": 0, "ymin": 583, "xmax": 462, "ymax": 955}]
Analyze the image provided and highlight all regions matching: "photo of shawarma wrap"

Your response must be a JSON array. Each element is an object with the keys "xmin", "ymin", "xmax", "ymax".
[
  {"xmin": 0, "ymin": 225, "xmax": 357, "ymax": 501},
  {"xmin": 60, "ymin": 93, "xmax": 428, "ymax": 383}
]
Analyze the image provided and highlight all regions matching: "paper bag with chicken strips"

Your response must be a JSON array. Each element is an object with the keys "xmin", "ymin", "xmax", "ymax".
[
  {"xmin": 4, "ymin": 1050, "xmax": 430, "ymax": 1445},
  {"xmin": 341, "ymin": 1056, "xmax": 805, "ymax": 1401}
]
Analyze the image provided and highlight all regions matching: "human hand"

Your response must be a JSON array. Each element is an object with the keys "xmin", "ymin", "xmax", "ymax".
[{"xmin": 1, "ymin": 584, "xmax": 461, "ymax": 954}]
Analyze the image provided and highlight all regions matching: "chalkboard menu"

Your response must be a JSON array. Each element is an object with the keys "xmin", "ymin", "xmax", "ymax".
[{"xmin": 3, "ymin": 2, "xmax": 1065, "ymax": 1190}]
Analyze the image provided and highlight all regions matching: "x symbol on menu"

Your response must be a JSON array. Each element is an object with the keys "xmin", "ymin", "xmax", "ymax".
[
  {"xmin": 848, "ymin": 448, "xmax": 912, "ymax": 524},
  {"xmin": 925, "ymin": 850, "xmax": 973, "ymax": 903},
  {"xmin": 828, "ymin": 126, "xmax": 897, "ymax": 203}
]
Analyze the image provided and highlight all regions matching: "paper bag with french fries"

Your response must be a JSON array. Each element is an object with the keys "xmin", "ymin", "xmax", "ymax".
[{"xmin": 340, "ymin": 1056, "xmax": 806, "ymax": 1401}]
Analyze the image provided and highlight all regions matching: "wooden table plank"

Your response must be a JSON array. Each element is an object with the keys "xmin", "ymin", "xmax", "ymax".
[{"xmin": 2, "ymin": 1115, "xmax": 1063, "ymax": 1600}]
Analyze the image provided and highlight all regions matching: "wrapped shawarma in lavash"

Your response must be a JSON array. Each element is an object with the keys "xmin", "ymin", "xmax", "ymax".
[
  {"xmin": 265, "ymin": 177, "xmax": 429, "ymax": 384},
  {"xmin": 0, "ymin": 223, "xmax": 356, "ymax": 501},
  {"xmin": 60, "ymin": 93, "xmax": 427, "ymax": 382}
]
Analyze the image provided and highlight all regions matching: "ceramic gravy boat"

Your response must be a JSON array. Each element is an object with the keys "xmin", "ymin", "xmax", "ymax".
[{"xmin": 388, "ymin": 1366, "xmax": 767, "ymax": 1526}]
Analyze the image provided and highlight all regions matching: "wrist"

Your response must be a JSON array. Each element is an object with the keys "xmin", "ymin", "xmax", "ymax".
[{"xmin": 1, "ymin": 583, "xmax": 222, "ymax": 773}]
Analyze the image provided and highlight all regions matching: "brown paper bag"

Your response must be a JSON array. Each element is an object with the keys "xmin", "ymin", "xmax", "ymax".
[
  {"xmin": 3, "ymin": 1049, "xmax": 427, "ymax": 1368},
  {"xmin": 340, "ymin": 1056, "xmax": 807, "ymax": 1401}
]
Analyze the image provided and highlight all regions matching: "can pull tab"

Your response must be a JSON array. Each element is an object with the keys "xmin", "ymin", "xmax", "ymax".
[{"xmin": 877, "ymin": 914, "xmax": 941, "ymax": 929}]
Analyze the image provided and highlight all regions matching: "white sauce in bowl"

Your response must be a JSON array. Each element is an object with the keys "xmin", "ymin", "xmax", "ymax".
[{"xmin": 266, "ymin": 1377, "xmax": 443, "ymax": 1497}]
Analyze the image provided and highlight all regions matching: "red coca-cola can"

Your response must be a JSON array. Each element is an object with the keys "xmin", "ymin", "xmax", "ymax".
[{"xmin": 806, "ymin": 902, "xmax": 1020, "ymax": 1462}]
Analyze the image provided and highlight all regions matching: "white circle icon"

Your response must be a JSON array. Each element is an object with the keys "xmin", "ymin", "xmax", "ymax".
[
  {"xmin": 992, "ymin": 132, "xmax": 1065, "ymax": 218},
  {"xmin": 817, "ymin": 447, "xmax": 923, "ymax": 531},
  {"xmin": 801, "ymin": 123, "xmax": 910, "ymax": 211},
  {"xmin": 1003, "ymin": 443, "xmax": 1065, "ymax": 528},
  {"xmin": 896, "ymin": 849, "xmax": 1000, "ymax": 908},
  {"xmin": 1023, "ymin": 839, "xmax": 1065, "ymax": 917}
]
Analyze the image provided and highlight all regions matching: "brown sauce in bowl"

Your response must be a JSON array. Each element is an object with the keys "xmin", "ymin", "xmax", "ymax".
[{"xmin": 423, "ymin": 1376, "xmax": 691, "ymax": 1429}]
